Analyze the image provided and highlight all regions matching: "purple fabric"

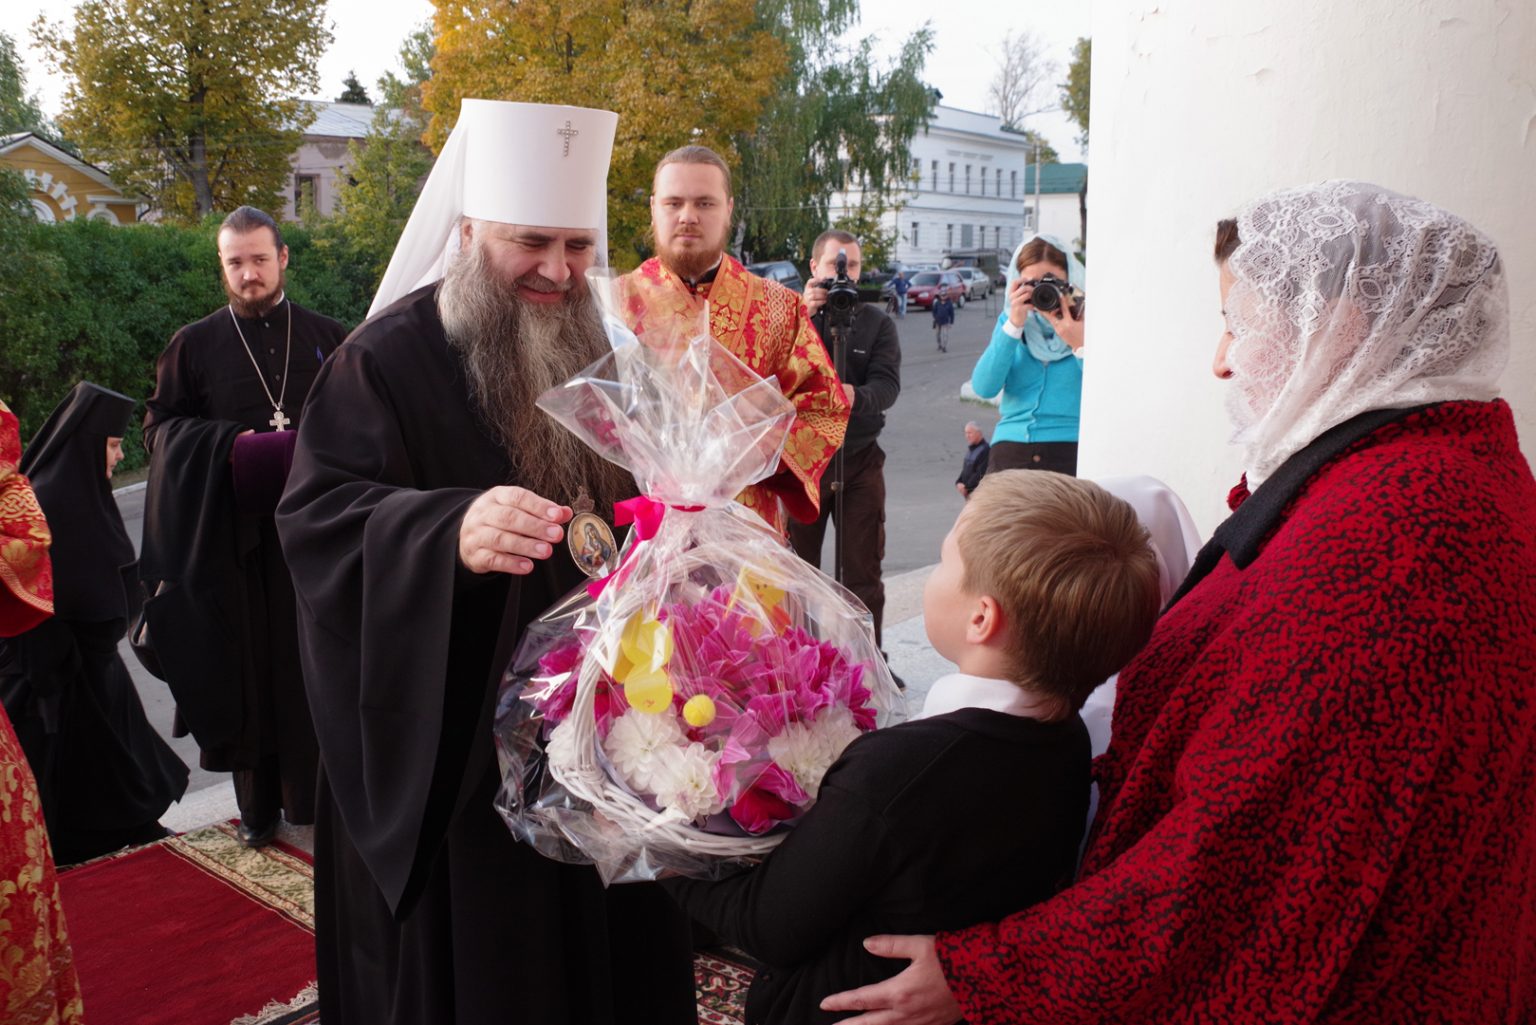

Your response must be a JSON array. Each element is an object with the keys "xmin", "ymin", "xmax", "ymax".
[{"xmin": 231, "ymin": 430, "xmax": 298, "ymax": 516}]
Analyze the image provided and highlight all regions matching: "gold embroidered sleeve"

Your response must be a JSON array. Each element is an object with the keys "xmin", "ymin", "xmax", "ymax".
[{"xmin": 759, "ymin": 296, "xmax": 849, "ymax": 524}]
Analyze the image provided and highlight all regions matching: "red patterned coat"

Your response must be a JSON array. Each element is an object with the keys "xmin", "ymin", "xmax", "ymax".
[{"xmin": 937, "ymin": 400, "xmax": 1536, "ymax": 1024}]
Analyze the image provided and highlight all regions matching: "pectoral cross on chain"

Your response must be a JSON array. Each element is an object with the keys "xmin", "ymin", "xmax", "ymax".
[
  {"xmin": 269, "ymin": 408, "xmax": 291, "ymax": 431},
  {"xmin": 557, "ymin": 120, "xmax": 579, "ymax": 157}
]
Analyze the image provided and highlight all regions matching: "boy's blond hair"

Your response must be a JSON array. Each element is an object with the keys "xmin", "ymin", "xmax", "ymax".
[{"xmin": 959, "ymin": 471, "xmax": 1161, "ymax": 716}]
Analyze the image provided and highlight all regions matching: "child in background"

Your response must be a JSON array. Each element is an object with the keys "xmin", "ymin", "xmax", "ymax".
[
  {"xmin": 931, "ymin": 291, "xmax": 955, "ymax": 351},
  {"xmin": 663, "ymin": 470, "xmax": 1162, "ymax": 1025}
]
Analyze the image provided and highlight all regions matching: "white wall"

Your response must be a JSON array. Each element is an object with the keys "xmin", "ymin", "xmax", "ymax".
[
  {"xmin": 1034, "ymin": 193, "xmax": 1083, "ymax": 251},
  {"xmin": 1079, "ymin": 0, "xmax": 1536, "ymax": 537}
]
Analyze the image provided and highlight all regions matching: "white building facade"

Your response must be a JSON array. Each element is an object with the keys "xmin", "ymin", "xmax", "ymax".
[
  {"xmin": 830, "ymin": 105, "xmax": 1060, "ymax": 267},
  {"xmin": 282, "ymin": 101, "xmax": 375, "ymax": 221}
]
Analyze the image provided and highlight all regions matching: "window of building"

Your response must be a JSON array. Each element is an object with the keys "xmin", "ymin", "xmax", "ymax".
[
  {"xmin": 1011, "ymin": 170, "xmax": 1018, "ymax": 198},
  {"xmin": 965, "ymin": 164, "xmax": 971, "ymax": 194},
  {"xmin": 961, "ymin": 224, "xmax": 974, "ymax": 247},
  {"xmin": 912, "ymin": 222, "xmax": 920, "ymax": 248},
  {"xmin": 948, "ymin": 163, "xmax": 955, "ymax": 192},
  {"xmin": 931, "ymin": 160, "xmax": 938, "ymax": 191},
  {"xmin": 1023, "ymin": 205, "xmax": 1036, "ymax": 231},
  {"xmin": 294, "ymin": 174, "xmax": 319, "ymax": 213},
  {"xmin": 997, "ymin": 168, "xmax": 1003, "ymax": 197},
  {"xmin": 946, "ymin": 223, "xmax": 954, "ymax": 248},
  {"xmin": 994, "ymin": 225, "xmax": 1002, "ymax": 249}
]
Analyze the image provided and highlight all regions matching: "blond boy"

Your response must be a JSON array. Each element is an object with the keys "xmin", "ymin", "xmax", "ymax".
[{"xmin": 665, "ymin": 471, "xmax": 1160, "ymax": 1025}]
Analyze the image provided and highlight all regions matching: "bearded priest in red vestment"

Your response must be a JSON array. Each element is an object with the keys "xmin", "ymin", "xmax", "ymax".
[{"xmin": 617, "ymin": 145, "xmax": 849, "ymax": 534}]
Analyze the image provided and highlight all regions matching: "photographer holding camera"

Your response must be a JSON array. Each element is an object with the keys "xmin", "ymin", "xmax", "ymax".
[
  {"xmin": 794, "ymin": 229, "xmax": 902, "ymax": 649},
  {"xmin": 969, "ymin": 233, "xmax": 1086, "ymax": 476}
]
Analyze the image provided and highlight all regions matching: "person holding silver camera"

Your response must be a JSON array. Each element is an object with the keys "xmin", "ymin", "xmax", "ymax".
[
  {"xmin": 794, "ymin": 230, "xmax": 902, "ymax": 650},
  {"xmin": 970, "ymin": 233, "xmax": 1086, "ymax": 476}
]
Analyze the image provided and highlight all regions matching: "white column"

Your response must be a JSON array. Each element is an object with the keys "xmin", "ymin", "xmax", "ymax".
[{"xmin": 1078, "ymin": 0, "xmax": 1536, "ymax": 536}]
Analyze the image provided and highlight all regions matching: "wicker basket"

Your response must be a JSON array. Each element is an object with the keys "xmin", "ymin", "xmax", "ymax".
[{"xmin": 544, "ymin": 648, "xmax": 785, "ymax": 860}]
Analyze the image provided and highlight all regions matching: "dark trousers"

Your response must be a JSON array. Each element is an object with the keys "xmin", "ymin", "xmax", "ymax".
[
  {"xmin": 985, "ymin": 441, "xmax": 1079, "ymax": 477},
  {"xmin": 788, "ymin": 442, "xmax": 887, "ymax": 647},
  {"xmin": 233, "ymin": 758, "xmax": 282, "ymax": 827}
]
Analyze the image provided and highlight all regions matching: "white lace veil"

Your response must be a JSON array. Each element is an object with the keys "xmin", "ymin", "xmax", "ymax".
[{"xmin": 1223, "ymin": 180, "xmax": 1509, "ymax": 486}]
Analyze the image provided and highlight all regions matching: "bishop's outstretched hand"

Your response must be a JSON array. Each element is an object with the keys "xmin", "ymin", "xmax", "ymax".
[{"xmin": 459, "ymin": 486, "xmax": 571, "ymax": 575}]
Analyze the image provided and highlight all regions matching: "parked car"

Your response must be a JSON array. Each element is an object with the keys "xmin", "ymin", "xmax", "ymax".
[
  {"xmin": 956, "ymin": 267, "xmax": 992, "ymax": 300},
  {"xmin": 745, "ymin": 260, "xmax": 804, "ymax": 293},
  {"xmin": 905, "ymin": 270, "xmax": 967, "ymax": 309}
]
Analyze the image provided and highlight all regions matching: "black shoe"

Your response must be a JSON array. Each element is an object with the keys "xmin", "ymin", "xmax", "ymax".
[{"xmin": 235, "ymin": 817, "xmax": 279, "ymax": 848}]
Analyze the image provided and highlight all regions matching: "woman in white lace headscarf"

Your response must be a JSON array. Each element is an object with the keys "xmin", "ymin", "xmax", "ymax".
[
  {"xmin": 1214, "ymin": 179, "xmax": 1508, "ymax": 487},
  {"xmin": 817, "ymin": 181, "xmax": 1536, "ymax": 1025}
]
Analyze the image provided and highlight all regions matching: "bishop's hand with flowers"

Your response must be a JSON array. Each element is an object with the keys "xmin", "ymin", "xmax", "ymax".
[{"xmin": 494, "ymin": 271, "xmax": 902, "ymax": 884}]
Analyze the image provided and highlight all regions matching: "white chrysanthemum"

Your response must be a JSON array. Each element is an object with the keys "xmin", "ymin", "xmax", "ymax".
[
  {"xmin": 545, "ymin": 718, "xmax": 580, "ymax": 770},
  {"xmin": 651, "ymin": 742, "xmax": 726, "ymax": 822},
  {"xmin": 768, "ymin": 706, "xmax": 862, "ymax": 794},
  {"xmin": 603, "ymin": 711, "xmax": 685, "ymax": 793}
]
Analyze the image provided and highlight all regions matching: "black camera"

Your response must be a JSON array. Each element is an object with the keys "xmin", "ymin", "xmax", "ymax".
[
  {"xmin": 1024, "ymin": 274, "xmax": 1080, "ymax": 316},
  {"xmin": 817, "ymin": 250, "xmax": 861, "ymax": 320}
]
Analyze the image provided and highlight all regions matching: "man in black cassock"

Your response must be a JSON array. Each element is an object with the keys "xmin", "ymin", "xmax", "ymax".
[
  {"xmin": 275, "ymin": 99, "xmax": 698, "ymax": 1024},
  {"xmin": 140, "ymin": 205, "xmax": 346, "ymax": 848}
]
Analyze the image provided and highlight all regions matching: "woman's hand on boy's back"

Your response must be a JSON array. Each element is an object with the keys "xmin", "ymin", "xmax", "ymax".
[{"xmin": 819, "ymin": 934, "xmax": 962, "ymax": 1024}]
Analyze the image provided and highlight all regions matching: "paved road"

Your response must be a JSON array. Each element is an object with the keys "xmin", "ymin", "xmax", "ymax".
[{"xmin": 111, "ymin": 290, "xmax": 1006, "ymax": 799}]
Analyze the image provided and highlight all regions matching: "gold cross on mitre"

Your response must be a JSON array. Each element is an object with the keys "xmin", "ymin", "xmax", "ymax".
[{"xmin": 556, "ymin": 120, "xmax": 580, "ymax": 157}]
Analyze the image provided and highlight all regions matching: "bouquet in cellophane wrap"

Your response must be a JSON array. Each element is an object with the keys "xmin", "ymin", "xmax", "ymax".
[{"xmin": 494, "ymin": 273, "xmax": 903, "ymax": 884}]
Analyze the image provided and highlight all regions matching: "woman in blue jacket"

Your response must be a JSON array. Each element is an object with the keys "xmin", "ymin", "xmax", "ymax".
[{"xmin": 969, "ymin": 234, "xmax": 1086, "ymax": 475}]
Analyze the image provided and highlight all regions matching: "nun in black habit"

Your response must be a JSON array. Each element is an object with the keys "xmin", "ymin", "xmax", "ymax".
[{"xmin": 0, "ymin": 383, "xmax": 188, "ymax": 865}]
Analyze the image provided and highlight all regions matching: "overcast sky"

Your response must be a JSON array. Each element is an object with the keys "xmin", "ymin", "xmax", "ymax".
[{"xmin": 2, "ymin": 0, "xmax": 1089, "ymax": 160}]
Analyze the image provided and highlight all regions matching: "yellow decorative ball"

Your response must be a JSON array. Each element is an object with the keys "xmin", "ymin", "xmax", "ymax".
[
  {"xmin": 619, "ymin": 613, "xmax": 673, "ymax": 671},
  {"xmin": 682, "ymin": 694, "xmax": 717, "ymax": 728},
  {"xmin": 623, "ymin": 666, "xmax": 674, "ymax": 715}
]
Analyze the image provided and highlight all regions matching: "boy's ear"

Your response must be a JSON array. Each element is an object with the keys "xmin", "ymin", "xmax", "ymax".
[{"xmin": 967, "ymin": 595, "xmax": 1005, "ymax": 645}]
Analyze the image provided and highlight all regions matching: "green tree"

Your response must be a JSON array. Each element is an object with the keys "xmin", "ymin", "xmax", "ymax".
[
  {"xmin": 329, "ymin": 26, "xmax": 436, "ymax": 283},
  {"xmin": 1008, "ymin": 126, "xmax": 1059, "ymax": 166},
  {"xmin": 831, "ymin": 195, "xmax": 898, "ymax": 270},
  {"xmin": 337, "ymin": 70, "xmax": 372, "ymax": 105},
  {"xmin": 0, "ymin": 32, "xmax": 50, "ymax": 136},
  {"xmin": 734, "ymin": 4, "xmax": 934, "ymax": 264},
  {"xmin": 1061, "ymin": 37, "xmax": 1090, "ymax": 148},
  {"xmin": 36, "ymin": 0, "xmax": 331, "ymax": 222},
  {"xmin": 424, "ymin": 0, "xmax": 786, "ymax": 266}
]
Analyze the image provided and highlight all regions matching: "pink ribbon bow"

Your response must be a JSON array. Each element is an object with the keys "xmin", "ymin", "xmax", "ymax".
[{"xmin": 586, "ymin": 496, "xmax": 701, "ymax": 598}]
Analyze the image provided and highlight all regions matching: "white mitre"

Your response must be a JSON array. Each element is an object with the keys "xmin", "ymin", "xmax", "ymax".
[{"xmin": 369, "ymin": 98, "xmax": 619, "ymax": 316}]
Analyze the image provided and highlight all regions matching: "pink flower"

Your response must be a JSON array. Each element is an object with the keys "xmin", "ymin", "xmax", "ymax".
[
  {"xmin": 729, "ymin": 763, "xmax": 808, "ymax": 835},
  {"xmin": 525, "ymin": 642, "xmax": 584, "ymax": 724}
]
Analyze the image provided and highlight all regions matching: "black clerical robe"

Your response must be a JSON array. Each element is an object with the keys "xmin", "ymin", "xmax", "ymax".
[
  {"xmin": 0, "ymin": 383, "xmax": 187, "ymax": 864},
  {"xmin": 275, "ymin": 285, "xmax": 697, "ymax": 1025},
  {"xmin": 140, "ymin": 300, "xmax": 345, "ymax": 822}
]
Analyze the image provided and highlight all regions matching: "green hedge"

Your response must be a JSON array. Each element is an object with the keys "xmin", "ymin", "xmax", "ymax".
[{"xmin": 2, "ymin": 213, "xmax": 376, "ymax": 470}]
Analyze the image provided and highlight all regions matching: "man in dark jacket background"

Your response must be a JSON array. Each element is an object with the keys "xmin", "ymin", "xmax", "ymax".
[
  {"xmin": 791, "ymin": 229, "xmax": 901, "ymax": 648},
  {"xmin": 956, "ymin": 421, "xmax": 990, "ymax": 498}
]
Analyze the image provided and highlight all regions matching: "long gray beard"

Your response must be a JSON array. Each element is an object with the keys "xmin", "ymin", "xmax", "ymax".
[{"xmin": 438, "ymin": 242, "xmax": 634, "ymax": 512}]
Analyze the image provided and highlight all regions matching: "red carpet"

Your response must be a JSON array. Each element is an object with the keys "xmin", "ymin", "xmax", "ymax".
[
  {"xmin": 56, "ymin": 820, "xmax": 754, "ymax": 1024},
  {"xmin": 58, "ymin": 822, "xmax": 317, "ymax": 1025}
]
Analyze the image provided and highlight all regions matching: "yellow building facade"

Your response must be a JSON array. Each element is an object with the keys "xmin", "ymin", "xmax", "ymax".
[{"xmin": 0, "ymin": 132, "xmax": 142, "ymax": 225}]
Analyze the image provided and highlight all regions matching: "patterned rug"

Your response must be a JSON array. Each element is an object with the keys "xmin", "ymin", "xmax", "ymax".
[
  {"xmin": 57, "ymin": 821, "xmax": 754, "ymax": 1024},
  {"xmin": 58, "ymin": 822, "xmax": 318, "ymax": 1025}
]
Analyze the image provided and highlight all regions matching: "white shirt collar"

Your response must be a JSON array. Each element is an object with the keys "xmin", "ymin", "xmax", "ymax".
[{"xmin": 916, "ymin": 672, "xmax": 1040, "ymax": 720}]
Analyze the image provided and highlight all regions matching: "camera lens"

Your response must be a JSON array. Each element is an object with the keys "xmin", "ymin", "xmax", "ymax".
[{"xmin": 1030, "ymin": 281, "xmax": 1062, "ymax": 314}]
